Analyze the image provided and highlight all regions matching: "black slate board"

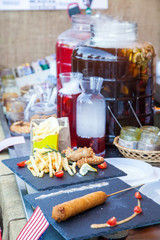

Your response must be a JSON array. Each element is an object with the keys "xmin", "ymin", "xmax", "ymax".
[
  {"xmin": 24, "ymin": 178, "xmax": 160, "ymax": 240},
  {"xmin": 2, "ymin": 156, "xmax": 126, "ymax": 191}
]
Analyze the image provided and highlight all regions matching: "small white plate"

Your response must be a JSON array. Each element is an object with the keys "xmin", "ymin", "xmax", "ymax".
[
  {"xmin": 139, "ymin": 180, "xmax": 160, "ymax": 205},
  {"xmin": 106, "ymin": 157, "xmax": 159, "ymax": 186}
]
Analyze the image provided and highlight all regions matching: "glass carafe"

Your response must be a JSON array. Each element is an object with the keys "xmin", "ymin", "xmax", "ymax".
[
  {"xmin": 57, "ymin": 72, "xmax": 83, "ymax": 148},
  {"xmin": 76, "ymin": 77, "xmax": 106, "ymax": 156}
]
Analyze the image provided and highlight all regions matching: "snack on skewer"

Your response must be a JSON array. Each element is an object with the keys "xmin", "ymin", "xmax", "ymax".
[
  {"xmin": 52, "ymin": 189, "xmax": 143, "ymax": 226},
  {"xmin": 52, "ymin": 191, "xmax": 107, "ymax": 222}
]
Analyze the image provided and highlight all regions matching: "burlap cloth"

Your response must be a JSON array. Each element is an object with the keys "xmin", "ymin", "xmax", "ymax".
[{"xmin": 0, "ymin": 123, "xmax": 27, "ymax": 240}]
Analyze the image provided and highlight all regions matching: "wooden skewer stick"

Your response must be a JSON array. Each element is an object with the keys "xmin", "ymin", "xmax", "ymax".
[{"xmin": 107, "ymin": 182, "xmax": 145, "ymax": 197}]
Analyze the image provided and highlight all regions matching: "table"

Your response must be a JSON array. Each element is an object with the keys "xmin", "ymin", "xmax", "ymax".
[{"xmin": 0, "ymin": 106, "xmax": 160, "ymax": 239}]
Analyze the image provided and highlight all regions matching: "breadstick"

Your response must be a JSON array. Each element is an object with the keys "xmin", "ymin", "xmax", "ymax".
[{"xmin": 52, "ymin": 191, "xmax": 107, "ymax": 222}]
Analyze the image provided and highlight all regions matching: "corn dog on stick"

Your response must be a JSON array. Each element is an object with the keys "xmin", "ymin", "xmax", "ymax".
[{"xmin": 52, "ymin": 191, "xmax": 107, "ymax": 222}]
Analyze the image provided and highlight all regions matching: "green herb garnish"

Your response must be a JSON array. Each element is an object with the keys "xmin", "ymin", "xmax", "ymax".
[{"xmin": 42, "ymin": 145, "xmax": 66, "ymax": 158}]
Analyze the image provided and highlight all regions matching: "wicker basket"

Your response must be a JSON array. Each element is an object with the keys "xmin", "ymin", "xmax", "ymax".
[{"xmin": 113, "ymin": 136, "xmax": 160, "ymax": 164}]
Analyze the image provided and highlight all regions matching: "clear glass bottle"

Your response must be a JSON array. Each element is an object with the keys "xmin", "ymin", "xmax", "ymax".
[
  {"xmin": 72, "ymin": 19, "xmax": 156, "ymax": 144},
  {"xmin": 76, "ymin": 77, "xmax": 106, "ymax": 156},
  {"xmin": 57, "ymin": 72, "xmax": 83, "ymax": 148}
]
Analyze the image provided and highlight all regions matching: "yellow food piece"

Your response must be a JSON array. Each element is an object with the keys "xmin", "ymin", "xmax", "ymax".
[
  {"xmin": 79, "ymin": 163, "xmax": 97, "ymax": 176},
  {"xmin": 132, "ymin": 52, "xmax": 141, "ymax": 63}
]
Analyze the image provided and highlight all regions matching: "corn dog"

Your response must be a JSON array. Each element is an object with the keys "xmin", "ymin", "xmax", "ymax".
[{"xmin": 52, "ymin": 191, "xmax": 107, "ymax": 222}]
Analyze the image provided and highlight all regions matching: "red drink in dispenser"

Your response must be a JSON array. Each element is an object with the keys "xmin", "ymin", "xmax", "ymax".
[
  {"xmin": 56, "ymin": 42, "xmax": 73, "ymax": 90},
  {"xmin": 57, "ymin": 72, "xmax": 83, "ymax": 148},
  {"xmin": 56, "ymin": 14, "xmax": 95, "ymax": 91}
]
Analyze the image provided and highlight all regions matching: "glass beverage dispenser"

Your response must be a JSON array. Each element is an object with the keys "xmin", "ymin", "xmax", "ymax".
[
  {"xmin": 56, "ymin": 14, "xmax": 111, "ymax": 91},
  {"xmin": 72, "ymin": 19, "xmax": 156, "ymax": 144},
  {"xmin": 56, "ymin": 14, "xmax": 92, "ymax": 91}
]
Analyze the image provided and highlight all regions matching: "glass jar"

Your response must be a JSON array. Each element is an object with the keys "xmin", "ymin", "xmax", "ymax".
[
  {"xmin": 137, "ymin": 131, "xmax": 160, "ymax": 151},
  {"xmin": 6, "ymin": 97, "xmax": 26, "ymax": 124},
  {"xmin": 2, "ymin": 78, "xmax": 20, "ymax": 108},
  {"xmin": 76, "ymin": 77, "xmax": 106, "ymax": 156},
  {"xmin": 72, "ymin": 19, "xmax": 156, "ymax": 144},
  {"xmin": 120, "ymin": 126, "xmax": 141, "ymax": 141},
  {"xmin": 119, "ymin": 126, "xmax": 141, "ymax": 149},
  {"xmin": 29, "ymin": 102, "xmax": 57, "ymax": 121},
  {"xmin": 140, "ymin": 125, "xmax": 159, "ymax": 134},
  {"xmin": 57, "ymin": 72, "xmax": 83, "ymax": 148},
  {"xmin": 0, "ymin": 68, "xmax": 15, "ymax": 88}
]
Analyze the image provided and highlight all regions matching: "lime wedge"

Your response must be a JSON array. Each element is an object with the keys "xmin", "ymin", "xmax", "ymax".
[{"xmin": 79, "ymin": 163, "xmax": 97, "ymax": 176}]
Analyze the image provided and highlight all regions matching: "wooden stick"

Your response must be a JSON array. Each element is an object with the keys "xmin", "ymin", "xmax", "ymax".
[{"xmin": 107, "ymin": 183, "xmax": 145, "ymax": 197}]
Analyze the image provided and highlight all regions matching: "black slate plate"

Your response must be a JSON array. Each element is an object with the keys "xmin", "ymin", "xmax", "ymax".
[
  {"xmin": 2, "ymin": 156, "xmax": 126, "ymax": 191},
  {"xmin": 24, "ymin": 178, "xmax": 160, "ymax": 240}
]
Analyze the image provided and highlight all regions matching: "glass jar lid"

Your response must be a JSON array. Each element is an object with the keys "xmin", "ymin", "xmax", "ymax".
[{"xmin": 90, "ymin": 19, "xmax": 138, "ymax": 48}]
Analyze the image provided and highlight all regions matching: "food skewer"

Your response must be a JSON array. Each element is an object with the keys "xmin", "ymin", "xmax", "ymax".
[
  {"xmin": 107, "ymin": 182, "xmax": 145, "ymax": 197},
  {"xmin": 52, "ymin": 181, "xmax": 153, "ymax": 222}
]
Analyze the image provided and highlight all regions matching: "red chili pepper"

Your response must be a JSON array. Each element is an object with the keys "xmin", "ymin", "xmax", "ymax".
[
  {"xmin": 98, "ymin": 162, "xmax": 107, "ymax": 169},
  {"xmin": 135, "ymin": 192, "xmax": 142, "ymax": 199},
  {"xmin": 55, "ymin": 171, "xmax": 64, "ymax": 178},
  {"xmin": 17, "ymin": 160, "xmax": 26, "ymax": 167},
  {"xmin": 107, "ymin": 216, "xmax": 117, "ymax": 226},
  {"xmin": 134, "ymin": 206, "xmax": 142, "ymax": 214}
]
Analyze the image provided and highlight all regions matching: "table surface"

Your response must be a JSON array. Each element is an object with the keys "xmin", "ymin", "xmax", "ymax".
[{"xmin": 0, "ymin": 105, "xmax": 160, "ymax": 240}]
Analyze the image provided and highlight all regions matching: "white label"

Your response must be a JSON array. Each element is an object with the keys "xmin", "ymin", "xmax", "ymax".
[
  {"xmin": 0, "ymin": 0, "xmax": 108, "ymax": 10},
  {"xmin": 0, "ymin": 136, "xmax": 25, "ymax": 152}
]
